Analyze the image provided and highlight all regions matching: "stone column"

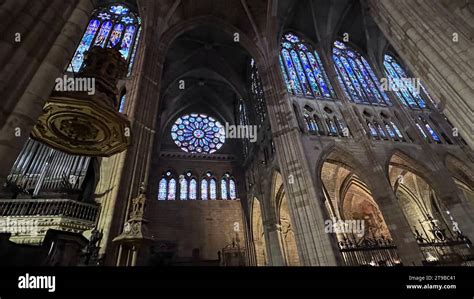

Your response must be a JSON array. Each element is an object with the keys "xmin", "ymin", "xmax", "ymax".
[
  {"xmin": 368, "ymin": 0, "xmax": 474, "ymax": 148},
  {"xmin": 369, "ymin": 171, "xmax": 425, "ymax": 265},
  {"xmin": 0, "ymin": 0, "xmax": 95, "ymax": 186},
  {"xmin": 257, "ymin": 20, "xmax": 338, "ymax": 266},
  {"xmin": 96, "ymin": 1, "xmax": 166, "ymax": 266},
  {"xmin": 263, "ymin": 222, "xmax": 285, "ymax": 266}
]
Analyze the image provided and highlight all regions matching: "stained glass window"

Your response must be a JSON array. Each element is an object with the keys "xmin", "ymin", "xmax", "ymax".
[
  {"xmin": 158, "ymin": 178, "xmax": 167, "ymax": 200},
  {"xmin": 279, "ymin": 33, "xmax": 335, "ymax": 99},
  {"xmin": 368, "ymin": 122, "xmax": 379, "ymax": 137},
  {"xmin": 304, "ymin": 111, "xmax": 318, "ymax": 133},
  {"xmin": 189, "ymin": 179, "xmax": 197, "ymax": 200},
  {"xmin": 201, "ymin": 179, "xmax": 208, "ymax": 200},
  {"xmin": 391, "ymin": 121, "xmax": 404, "ymax": 139},
  {"xmin": 383, "ymin": 54, "xmax": 426, "ymax": 109},
  {"xmin": 333, "ymin": 41, "xmax": 391, "ymax": 105},
  {"xmin": 68, "ymin": 4, "xmax": 141, "ymax": 74},
  {"xmin": 168, "ymin": 178, "xmax": 176, "ymax": 200},
  {"xmin": 418, "ymin": 117, "xmax": 441, "ymax": 143},
  {"xmin": 385, "ymin": 123, "xmax": 396, "ymax": 139},
  {"xmin": 119, "ymin": 93, "xmax": 126, "ymax": 113},
  {"xmin": 239, "ymin": 101, "xmax": 250, "ymax": 156},
  {"xmin": 376, "ymin": 123, "xmax": 387, "ymax": 139},
  {"xmin": 158, "ymin": 172, "xmax": 178, "ymax": 201},
  {"xmin": 326, "ymin": 116, "xmax": 338, "ymax": 136},
  {"xmin": 425, "ymin": 123, "xmax": 441, "ymax": 142},
  {"xmin": 221, "ymin": 178, "xmax": 228, "ymax": 200},
  {"xmin": 210, "ymin": 179, "xmax": 217, "ymax": 200},
  {"xmin": 229, "ymin": 179, "xmax": 236, "ymax": 199},
  {"xmin": 249, "ymin": 58, "xmax": 267, "ymax": 126},
  {"xmin": 416, "ymin": 123, "xmax": 428, "ymax": 139},
  {"xmin": 179, "ymin": 177, "xmax": 188, "ymax": 200},
  {"xmin": 171, "ymin": 114, "xmax": 225, "ymax": 154}
]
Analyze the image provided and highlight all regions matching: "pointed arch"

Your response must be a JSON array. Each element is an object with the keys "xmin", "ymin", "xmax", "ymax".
[
  {"xmin": 67, "ymin": 3, "xmax": 141, "ymax": 74},
  {"xmin": 251, "ymin": 197, "xmax": 267, "ymax": 266},
  {"xmin": 271, "ymin": 171, "xmax": 300, "ymax": 266},
  {"xmin": 332, "ymin": 40, "xmax": 391, "ymax": 105},
  {"xmin": 445, "ymin": 155, "xmax": 474, "ymax": 204},
  {"xmin": 279, "ymin": 32, "xmax": 335, "ymax": 99}
]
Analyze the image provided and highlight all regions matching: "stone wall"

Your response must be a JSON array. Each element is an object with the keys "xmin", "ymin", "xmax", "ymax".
[{"xmin": 146, "ymin": 200, "xmax": 245, "ymax": 261}]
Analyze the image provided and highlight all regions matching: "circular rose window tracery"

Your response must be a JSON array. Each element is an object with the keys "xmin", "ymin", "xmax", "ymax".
[{"xmin": 171, "ymin": 114, "xmax": 225, "ymax": 154}]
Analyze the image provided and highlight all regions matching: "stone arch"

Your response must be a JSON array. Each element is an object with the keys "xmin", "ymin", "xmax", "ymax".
[
  {"xmin": 272, "ymin": 171, "xmax": 300, "ymax": 266},
  {"xmin": 445, "ymin": 155, "xmax": 474, "ymax": 204},
  {"xmin": 388, "ymin": 153, "xmax": 453, "ymax": 244},
  {"xmin": 316, "ymin": 145, "xmax": 375, "ymax": 190},
  {"xmin": 250, "ymin": 197, "xmax": 267, "ymax": 266},
  {"xmin": 320, "ymin": 160, "xmax": 392, "ymax": 242},
  {"xmin": 159, "ymin": 16, "xmax": 264, "ymax": 71}
]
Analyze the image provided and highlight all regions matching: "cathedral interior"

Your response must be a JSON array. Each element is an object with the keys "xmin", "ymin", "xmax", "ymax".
[{"xmin": 0, "ymin": 0, "xmax": 473, "ymax": 267}]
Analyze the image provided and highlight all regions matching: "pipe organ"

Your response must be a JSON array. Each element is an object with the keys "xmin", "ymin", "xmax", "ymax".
[{"xmin": 7, "ymin": 138, "xmax": 91, "ymax": 198}]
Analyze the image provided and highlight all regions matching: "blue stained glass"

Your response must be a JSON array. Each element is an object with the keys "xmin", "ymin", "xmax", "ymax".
[
  {"xmin": 229, "ymin": 179, "xmax": 236, "ymax": 199},
  {"xmin": 180, "ymin": 178, "xmax": 188, "ymax": 200},
  {"xmin": 158, "ymin": 178, "xmax": 167, "ymax": 200},
  {"xmin": 362, "ymin": 57, "xmax": 391, "ymax": 105},
  {"xmin": 299, "ymin": 51, "xmax": 321, "ymax": 96},
  {"xmin": 107, "ymin": 23, "xmax": 124, "ymax": 48},
  {"xmin": 425, "ymin": 124, "xmax": 441, "ymax": 142},
  {"xmin": 328, "ymin": 119, "xmax": 338, "ymax": 135},
  {"xmin": 355, "ymin": 58, "xmax": 384, "ymax": 104},
  {"xmin": 333, "ymin": 56, "xmax": 353, "ymax": 100},
  {"xmin": 98, "ymin": 12, "xmax": 111, "ymax": 20},
  {"xmin": 119, "ymin": 94, "xmax": 126, "ymax": 112},
  {"xmin": 304, "ymin": 113, "xmax": 317, "ymax": 132},
  {"xmin": 384, "ymin": 55, "xmax": 425, "ymax": 108},
  {"xmin": 279, "ymin": 32, "xmax": 335, "ymax": 100},
  {"xmin": 347, "ymin": 57, "xmax": 376, "ymax": 103},
  {"xmin": 281, "ymin": 50, "xmax": 303, "ymax": 95},
  {"xmin": 339, "ymin": 56, "xmax": 365, "ymax": 102},
  {"xmin": 385, "ymin": 124, "xmax": 396, "ymax": 139},
  {"xmin": 307, "ymin": 52, "xmax": 331, "ymax": 97},
  {"xmin": 121, "ymin": 16, "xmax": 135, "ymax": 24},
  {"xmin": 290, "ymin": 50, "xmax": 311, "ymax": 96},
  {"xmin": 285, "ymin": 33, "xmax": 299, "ymax": 43},
  {"xmin": 333, "ymin": 41, "xmax": 390, "ymax": 105},
  {"xmin": 279, "ymin": 56, "xmax": 292, "ymax": 93},
  {"xmin": 210, "ymin": 179, "xmax": 217, "ymax": 200},
  {"xmin": 313, "ymin": 51, "xmax": 335, "ymax": 97},
  {"xmin": 298, "ymin": 44, "xmax": 308, "ymax": 51},
  {"xmin": 168, "ymin": 178, "xmax": 176, "ymax": 200},
  {"xmin": 189, "ymin": 179, "xmax": 197, "ymax": 200},
  {"xmin": 68, "ymin": 4, "xmax": 140, "ymax": 75},
  {"xmin": 334, "ymin": 41, "xmax": 346, "ymax": 49},
  {"xmin": 391, "ymin": 122, "xmax": 404, "ymax": 139},
  {"xmin": 221, "ymin": 179, "xmax": 228, "ymax": 199},
  {"xmin": 368, "ymin": 123, "xmax": 378, "ymax": 137},
  {"xmin": 416, "ymin": 123, "xmax": 428, "ymax": 139},
  {"xmin": 201, "ymin": 180, "xmax": 208, "ymax": 200},
  {"xmin": 384, "ymin": 60, "xmax": 419, "ymax": 108},
  {"xmin": 110, "ymin": 5, "xmax": 129, "ymax": 15},
  {"xmin": 94, "ymin": 21, "xmax": 112, "ymax": 47},
  {"xmin": 127, "ymin": 26, "xmax": 141, "ymax": 75},
  {"xmin": 171, "ymin": 114, "xmax": 225, "ymax": 154},
  {"xmin": 68, "ymin": 19, "xmax": 100, "ymax": 72},
  {"xmin": 377, "ymin": 123, "xmax": 387, "ymax": 138}
]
